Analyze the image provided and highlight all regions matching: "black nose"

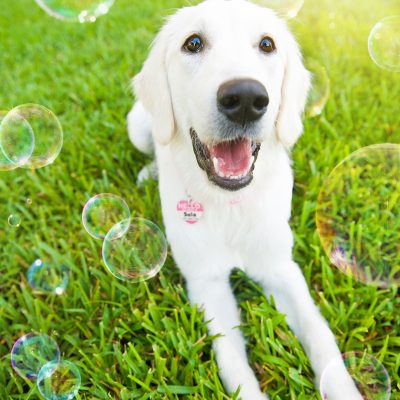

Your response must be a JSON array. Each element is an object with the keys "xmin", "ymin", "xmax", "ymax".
[{"xmin": 217, "ymin": 79, "xmax": 269, "ymax": 125}]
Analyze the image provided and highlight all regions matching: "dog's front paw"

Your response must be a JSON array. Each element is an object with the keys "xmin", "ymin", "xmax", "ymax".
[
  {"xmin": 320, "ymin": 367, "xmax": 364, "ymax": 400},
  {"xmin": 238, "ymin": 385, "xmax": 269, "ymax": 400},
  {"xmin": 216, "ymin": 347, "xmax": 269, "ymax": 400},
  {"xmin": 137, "ymin": 160, "xmax": 158, "ymax": 186},
  {"xmin": 321, "ymin": 385, "xmax": 363, "ymax": 400}
]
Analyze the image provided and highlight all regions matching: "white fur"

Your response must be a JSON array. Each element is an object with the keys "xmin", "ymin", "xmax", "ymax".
[
  {"xmin": 127, "ymin": 101, "xmax": 154, "ymax": 155},
  {"xmin": 128, "ymin": 1, "xmax": 362, "ymax": 398}
]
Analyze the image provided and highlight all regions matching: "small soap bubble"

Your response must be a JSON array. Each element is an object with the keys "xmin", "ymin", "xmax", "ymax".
[
  {"xmin": 368, "ymin": 16, "xmax": 400, "ymax": 72},
  {"xmin": 0, "ymin": 109, "xmax": 34, "ymax": 169},
  {"xmin": 0, "ymin": 104, "xmax": 63, "ymax": 169},
  {"xmin": 37, "ymin": 360, "xmax": 81, "ymax": 400},
  {"xmin": 102, "ymin": 217, "xmax": 168, "ymax": 282},
  {"xmin": 320, "ymin": 352, "xmax": 391, "ymax": 400},
  {"xmin": 252, "ymin": 0, "xmax": 304, "ymax": 18},
  {"xmin": 82, "ymin": 193, "xmax": 130, "ymax": 240},
  {"xmin": 11, "ymin": 333, "xmax": 60, "ymax": 380},
  {"xmin": 8, "ymin": 214, "xmax": 21, "ymax": 228},
  {"xmin": 316, "ymin": 144, "xmax": 400, "ymax": 287},
  {"xmin": 305, "ymin": 59, "xmax": 330, "ymax": 118},
  {"xmin": 27, "ymin": 259, "xmax": 69, "ymax": 295},
  {"xmin": 35, "ymin": 0, "xmax": 115, "ymax": 23}
]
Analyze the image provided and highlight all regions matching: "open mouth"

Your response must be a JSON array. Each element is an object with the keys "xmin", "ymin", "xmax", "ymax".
[{"xmin": 190, "ymin": 128, "xmax": 261, "ymax": 191}]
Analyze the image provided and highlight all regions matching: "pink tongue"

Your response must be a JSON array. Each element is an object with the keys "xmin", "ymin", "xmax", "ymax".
[{"xmin": 210, "ymin": 138, "xmax": 252, "ymax": 175}]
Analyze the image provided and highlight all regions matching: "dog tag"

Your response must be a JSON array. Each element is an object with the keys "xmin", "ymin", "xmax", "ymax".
[{"xmin": 177, "ymin": 199, "xmax": 204, "ymax": 224}]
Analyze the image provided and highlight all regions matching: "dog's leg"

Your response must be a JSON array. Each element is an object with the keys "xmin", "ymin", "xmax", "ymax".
[
  {"xmin": 247, "ymin": 259, "xmax": 363, "ymax": 400},
  {"xmin": 136, "ymin": 160, "xmax": 158, "ymax": 185},
  {"xmin": 186, "ymin": 274, "xmax": 268, "ymax": 400},
  {"xmin": 127, "ymin": 101, "xmax": 154, "ymax": 156}
]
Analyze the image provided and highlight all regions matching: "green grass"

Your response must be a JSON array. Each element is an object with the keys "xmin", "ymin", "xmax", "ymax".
[{"xmin": 0, "ymin": 0, "xmax": 399, "ymax": 398}]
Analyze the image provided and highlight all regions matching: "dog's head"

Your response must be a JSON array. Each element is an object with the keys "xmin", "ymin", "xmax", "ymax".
[{"xmin": 134, "ymin": 0, "xmax": 310, "ymax": 192}]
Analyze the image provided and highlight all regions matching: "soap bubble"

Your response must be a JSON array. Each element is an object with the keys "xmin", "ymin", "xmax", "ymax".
[
  {"xmin": 320, "ymin": 352, "xmax": 391, "ymax": 400},
  {"xmin": 11, "ymin": 333, "xmax": 60, "ymax": 380},
  {"xmin": 82, "ymin": 193, "xmax": 130, "ymax": 240},
  {"xmin": 35, "ymin": 0, "xmax": 115, "ymax": 23},
  {"xmin": 27, "ymin": 259, "xmax": 69, "ymax": 295},
  {"xmin": 102, "ymin": 217, "xmax": 168, "ymax": 282},
  {"xmin": 0, "ymin": 104, "xmax": 63, "ymax": 169},
  {"xmin": 0, "ymin": 110, "xmax": 19, "ymax": 171},
  {"xmin": 368, "ymin": 16, "xmax": 400, "ymax": 72},
  {"xmin": 0, "ymin": 109, "xmax": 34, "ymax": 169},
  {"xmin": 316, "ymin": 144, "xmax": 400, "ymax": 287},
  {"xmin": 252, "ymin": 0, "xmax": 304, "ymax": 18},
  {"xmin": 37, "ymin": 360, "xmax": 81, "ymax": 400},
  {"xmin": 305, "ymin": 59, "xmax": 330, "ymax": 118},
  {"xmin": 8, "ymin": 214, "xmax": 21, "ymax": 228}
]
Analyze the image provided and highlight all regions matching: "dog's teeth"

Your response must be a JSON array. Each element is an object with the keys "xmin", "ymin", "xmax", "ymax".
[
  {"xmin": 217, "ymin": 170, "xmax": 226, "ymax": 178},
  {"xmin": 213, "ymin": 157, "xmax": 218, "ymax": 171},
  {"xmin": 227, "ymin": 174, "xmax": 245, "ymax": 180},
  {"xmin": 213, "ymin": 157, "xmax": 228, "ymax": 179},
  {"xmin": 212, "ymin": 156, "xmax": 253, "ymax": 180}
]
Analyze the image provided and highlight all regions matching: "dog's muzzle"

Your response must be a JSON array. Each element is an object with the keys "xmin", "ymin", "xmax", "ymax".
[{"xmin": 190, "ymin": 128, "xmax": 261, "ymax": 191}]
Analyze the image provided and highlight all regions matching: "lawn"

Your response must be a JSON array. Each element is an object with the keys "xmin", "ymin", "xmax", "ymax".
[{"xmin": 0, "ymin": 0, "xmax": 399, "ymax": 399}]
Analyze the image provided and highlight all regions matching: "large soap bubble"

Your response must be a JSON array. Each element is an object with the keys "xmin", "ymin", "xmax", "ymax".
[
  {"xmin": 317, "ymin": 144, "xmax": 400, "ymax": 287},
  {"xmin": 0, "ymin": 104, "xmax": 63, "ymax": 170},
  {"xmin": 368, "ymin": 16, "xmax": 400, "ymax": 72},
  {"xmin": 0, "ymin": 109, "xmax": 34, "ymax": 169},
  {"xmin": 27, "ymin": 259, "xmax": 69, "ymax": 295},
  {"xmin": 320, "ymin": 352, "xmax": 391, "ymax": 400},
  {"xmin": 82, "ymin": 193, "xmax": 131, "ymax": 240},
  {"xmin": 0, "ymin": 110, "xmax": 20, "ymax": 171},
  {"xmin": 35, "ymin": 0, "xmax": 115, "ymax": 23},
  {"xmin": 11, "ymin": 333, "xmax": 60, "ymax": 380},
  {"xmin": 37, "ymin": 360, "xmax": 81, "ymax": 400},
  {"xmin": 102, "ymin": 217, "xmax": 168, "ymax": 282}
]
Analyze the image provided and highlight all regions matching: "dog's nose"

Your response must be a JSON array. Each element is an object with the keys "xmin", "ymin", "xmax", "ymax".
[{"xmin": 217, "ymin": 79, "xmax": 269, "ymax": 125}]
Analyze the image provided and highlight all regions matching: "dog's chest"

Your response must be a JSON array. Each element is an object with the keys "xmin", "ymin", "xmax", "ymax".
[{"xmin": 169, "ymin": 187, "xmax": 269, "ymax": 247}]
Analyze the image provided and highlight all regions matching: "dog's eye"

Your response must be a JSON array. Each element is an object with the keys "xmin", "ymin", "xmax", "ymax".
[
  {"xmin": 183, "ymin": 35, "xmax": 204, "ymax": 53},
  {"xmin": 259, "ymin": 36, "xmax": 276, "ymax": 53}
]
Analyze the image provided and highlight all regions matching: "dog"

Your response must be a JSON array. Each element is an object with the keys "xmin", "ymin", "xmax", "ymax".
[{"xmin": 127, "ymin": 1, "xmax": 363, "ymax": 398}]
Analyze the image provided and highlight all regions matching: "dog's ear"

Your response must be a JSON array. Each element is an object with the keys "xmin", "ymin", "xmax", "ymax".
[
  {"xmin": 275, "ymin": 37, "xmax": 310, "ymax": 149},
  {"xmin": 133, "ymin": 29, "xmax": 175, "ymax": 146}
]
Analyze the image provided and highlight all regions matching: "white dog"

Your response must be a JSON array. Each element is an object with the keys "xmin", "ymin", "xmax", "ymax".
[{"xmin": 127, "ymin": 1, "xmax": 362, "ymax": 398}]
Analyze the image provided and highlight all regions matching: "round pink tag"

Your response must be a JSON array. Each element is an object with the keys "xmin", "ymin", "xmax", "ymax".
[{"xmin": 177, "ymin": 199, "xmax": 204, "ymax": 224}]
